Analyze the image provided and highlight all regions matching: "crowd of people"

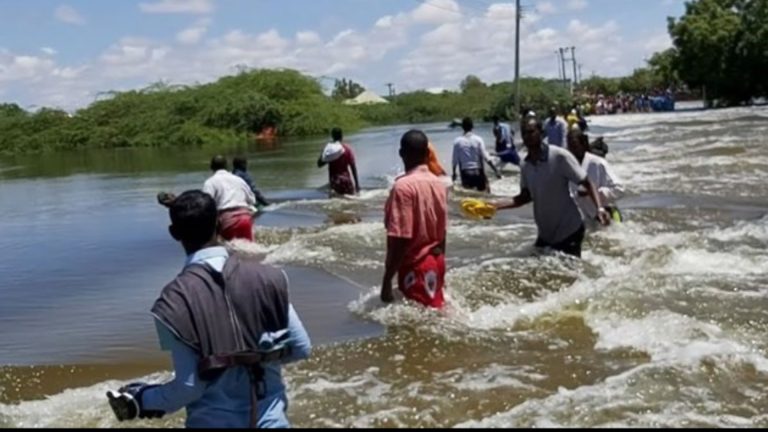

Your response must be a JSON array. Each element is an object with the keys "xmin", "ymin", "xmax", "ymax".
[
  {"xmin": 577, "ymin": 89, "xmax": 676, "ymax": 115},
  {"xmin": 108, "ymin": 110, "xmax": 625, "ymax": 428}
]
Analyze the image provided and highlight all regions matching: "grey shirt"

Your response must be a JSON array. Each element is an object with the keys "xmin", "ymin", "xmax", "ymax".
[{"xmin": 521, "ymin": 144, "xmax": 587, "ymax": 244}]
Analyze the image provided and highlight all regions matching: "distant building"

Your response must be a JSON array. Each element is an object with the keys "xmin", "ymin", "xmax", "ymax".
[{"xmin": 342, "ymin": 90, "xmax": 390, "ymax": 105}]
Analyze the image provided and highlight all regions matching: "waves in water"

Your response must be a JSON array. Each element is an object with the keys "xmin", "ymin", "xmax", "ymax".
[{"xmin": 2, "ymin": 106, "xmax": 768, "ymax": 428}]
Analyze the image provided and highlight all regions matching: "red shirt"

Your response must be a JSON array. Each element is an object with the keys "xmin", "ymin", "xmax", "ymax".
[
  {"xmin": 384, "ymin": 165, "xmax": 448, "ymax": 268},
  {"xmin": 329, "ymin": 144, "xmax": 355, "ymax": 180}
]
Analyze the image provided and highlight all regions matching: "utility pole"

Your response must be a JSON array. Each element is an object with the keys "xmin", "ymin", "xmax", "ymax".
[
  {"xmin": 559, "ymin": 47, "xmax": 568, "ymax": 89},
  {"xmin": 555, "ymin": 51, "xmax": 563, "ymax": 81},
  {"xmin": 514, "ymin": 0, "xmax": 521, "ymax": 118},
  {"xmin": 386, "ymin": 83, "xmax": 395, "ymax": 98},
  {"xmin": 578, "ymin": 63, "xmax": 583, "ymax": 84},
  {"xmin": 570, "ymin": 46, "xmax": 578, "ymax": 87}
]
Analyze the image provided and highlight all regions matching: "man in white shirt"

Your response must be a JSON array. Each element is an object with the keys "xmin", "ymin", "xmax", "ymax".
[
  {"xmin": 202, "ymin": 155, "xmax": 256, "ymax": 242},
  {"xmin": 452, "ymin": 117, "xmax": 501, "ymax": 193},
  {"xmin": 566, "ymin": 128, "xmax": 625, "ymax": 225}
]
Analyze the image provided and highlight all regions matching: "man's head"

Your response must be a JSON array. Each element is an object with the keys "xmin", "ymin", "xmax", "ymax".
[
  {"xmin": 461, "ymin": 117, "xmax": 474, "ymax": 133},
  {"xmin": 399, "ymin": 129, "xmax": 429, "ymax": 169},
  {"xmin": 567, "ymin": 126, "xmax": 589, "ymax": 161},
  {"xmin": 168, "ymin": 190, "xmax": 218, "ymax": 254},
  {"xmin": 522, "ymin": 118, "xmax": 544, "ymax": 151},
  {"xmin": 210, "ymin": 155, "xmax": 227, "ymax": 172},
  {"xmin": 233, "ymin": 156, "xmax": 248, "ymax": 172},
  {"xmin": 548, "ymin": 107, "xmax": 557, "ymax": 119},
  {"xmin": 331, "ymin": 127, "xmax": 343, "ymax": 142},
  {"xmin": 492, "ymin": 115, "xmax": 500, "ymax": 125}
]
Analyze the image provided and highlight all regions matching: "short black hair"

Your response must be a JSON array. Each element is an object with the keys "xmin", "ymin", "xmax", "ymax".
[
  {"xmin": 233, "ymin": 156, "xmax": 248, "ymax": 171},
  {"xmin": 331, "ymin": 127, "xmax": 343, "ymax": 142},
  {"xmin": 170, "ymin": 190, "xmax": 218, "ymax": 248},
  {"xmin": 461, "ymin": 117, "xmax": 473, "ymax": 132},
  {"xmin": 400, "ymin": 129, "xmax": 429, "ymax": 161},
  {"xmin": 522, "ymin": 118, "xmax": 544, "ymax": 133},
  {"xmin": 492, "ymin": 115, "xmax": 500, "ymax": 123},
  {"xmin": 210, "ymin": 155, "xmax": 227, "ymax": 171}
]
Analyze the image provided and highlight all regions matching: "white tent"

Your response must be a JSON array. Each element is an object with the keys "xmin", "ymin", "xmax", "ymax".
[{"xmin": 343, "ymin": 90, "xmax": 389, "ymax": 105}]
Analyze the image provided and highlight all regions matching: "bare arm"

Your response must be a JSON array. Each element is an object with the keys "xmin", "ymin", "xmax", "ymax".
[
  {"xmin": 580, "ymin": 178, "xmax": 610, "ymax": 225},
  {"xmin": 494, "ymin": 188, "xmax": 532, "ymax": 210},
  {"xmin": 350, "ymin": 162, "xmax": 360, "ymax": 194},
  {"xmin": 381, "ymin": 237, "xmax": 409, "ymax": 303}
]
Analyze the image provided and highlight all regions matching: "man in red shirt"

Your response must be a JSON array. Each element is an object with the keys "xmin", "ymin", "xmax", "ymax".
[
  {"xmin": 381, "ymin": 130, "xmax": 449, "ymax": 309},
  {"xmin": 317, "ymin": 128, "xmax": 360, "ymax": 197}
]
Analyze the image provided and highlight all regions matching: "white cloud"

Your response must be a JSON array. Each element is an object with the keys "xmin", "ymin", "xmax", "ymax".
[
  {"xmin": 643, "ymin": 31, "xmax": 672, "ymax": 53},
  {"xmin": 139, "ymin": 0, "xmax": 214, "ymax": 15},
  {"xmin": 1, "ymin": 1, "xmax": 666, "ymax": 110},
  {"xmin": 537, "ymin": 2, "xmax": 556, "ymax": 14},
  {"xmin": 567, "ymin": 0, "xmax": 588, "ymax": 10},
  {"xmin": 54, "ymin": 5, "xmax": 86, "ymax": 25},
  {"xmin": 411, "ymin": 0, "xmax": 461, "ymax": 24},
  {"xmin": 41, "ymin": 47, "xmax": 58, "ymax": 56},
  {"xmin": 176, "ymin": 19, "xmax": 210, "ymax": 44}
]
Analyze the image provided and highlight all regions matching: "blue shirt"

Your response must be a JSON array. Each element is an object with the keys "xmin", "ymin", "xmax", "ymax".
[
  {"xmin": 141, "ymin": 247, "xmax": 312, "ymax": 428},
  {"xmin": 544, "ymin": 117, "xmax": 568, "ymax": 147},
  {"xmin": 494, "ymin": 123, "xmax": 514, "ymax": 153}
]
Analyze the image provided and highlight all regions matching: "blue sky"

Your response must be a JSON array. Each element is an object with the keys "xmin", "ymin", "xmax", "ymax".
[{"xmin": 0, "ymin": 0, "xmax": 686, "ymax": 110}]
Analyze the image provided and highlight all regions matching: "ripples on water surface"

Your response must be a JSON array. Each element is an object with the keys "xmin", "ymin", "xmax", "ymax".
[{"xmin": 1, "ymin": 105, "xmax": 768, "ymax": 428}]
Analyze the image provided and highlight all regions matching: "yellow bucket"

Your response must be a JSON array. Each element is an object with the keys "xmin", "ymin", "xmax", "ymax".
[{"xmin": 461, "ymin": 198, "xmax": 497, "ymax": 220}]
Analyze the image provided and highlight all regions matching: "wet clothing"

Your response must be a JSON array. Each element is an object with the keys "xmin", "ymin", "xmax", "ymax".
[
  {"xmin": 459, "ymin": 169, "xmax": 488, "ymax": 192},
  {"xmin": 327, "ymin": 144, "xmax": 357, "ymax": 196},
  {"xmin": 452, "ymin": 132, "xmax": 492, "ymax": 172},
  {"xmin": 218, "ymin": 208, "xmax": 254, "ymax": 241},
  {"xmin": 521, "ymin": 143, "xmax": 588, "ymax": 246},
  {"xmin": 203, "ymin": 169, "xmax": 256, "ymax": 241},
  {"xmin": 535, "ymin": 224, "xmax": 586, "ymax": 258},
  {"xmin": 385, "ymin": 165, "xmax": 448, "ymax": 308},
  {"xmin": 203, "ymin": 170, "xmax": 255, "ymax": 212},
  {"xmin": 233, "ymin": 169, "xmax": 270, "ymax": 207},
  {"xmin": 142, "ymin": 247, "xmax": 312, "ymax": 428},
  {"xmin": 571, "ymin": 152, "xmax": 624, "ymax": 222},
  {"xmin": 494, "ymin": 123, "xmax": 514, "ymax": 153}
]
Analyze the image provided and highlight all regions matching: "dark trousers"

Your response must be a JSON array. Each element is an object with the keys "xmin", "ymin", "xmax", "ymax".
[
  {"xmin": 460, "ymin": 169, "xmax": 488, "ymax": 192},
  {"xmin": 535, "ymin": 225, "xmax": 586, "ymax": 258}
]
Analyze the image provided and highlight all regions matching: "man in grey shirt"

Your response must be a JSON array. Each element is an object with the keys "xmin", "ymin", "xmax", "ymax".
[{"xmin": 494, "ymin": 118, "xmax": 610, "ymax": 257}]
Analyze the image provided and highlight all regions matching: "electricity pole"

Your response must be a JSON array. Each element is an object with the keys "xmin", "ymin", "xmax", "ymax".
[
  {"xmin": 386, "ymin": 83, "xmax": 395, "ymax": 98},
  {"xmin": 514, "ymin": 0, "xmax": 521, "ymax": 118},
  {"xmin": 559, "ymin": 47, "xmax": 568, "ymax": 89},
  {"xmin": 555, "ymin": 51, "xmax": 563, "ymax": 81},
  {"xmin": 570, "ymin": 46, "xmax": 578, "ymax": 87}
]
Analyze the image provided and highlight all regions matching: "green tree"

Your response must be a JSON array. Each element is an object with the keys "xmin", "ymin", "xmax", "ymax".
[
  {"xmin": 331, "ymin": 78, "xmax": 365, "ymax": 101},
  {"xmin": 668, "ymin": 0, "xmax": 767, "ymax": 105},
  {"xmin": 459, "ymin": 75, "xmax": 487, "ymax": 93}
]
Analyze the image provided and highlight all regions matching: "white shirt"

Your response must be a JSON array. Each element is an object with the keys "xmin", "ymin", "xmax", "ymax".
[
  {"xmin": 452, "ymin": 133, "xmax": 491, "ymax": 171},
  {"xmin": 202, "ymin": 170, "xmax": 256, "ymax": 211},
  {"xmin": 570, "ymin": 152, "xmax": 624, "ymax": 220}
]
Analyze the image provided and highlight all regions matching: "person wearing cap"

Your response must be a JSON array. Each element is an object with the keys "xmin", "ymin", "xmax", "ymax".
[
  {"xmin": 567, "ymin": 128, "xmax": 625, "ymax": 225},
  {"xmin": 492, "ymin": 118, "xmax": 610, "ymax": 258}
]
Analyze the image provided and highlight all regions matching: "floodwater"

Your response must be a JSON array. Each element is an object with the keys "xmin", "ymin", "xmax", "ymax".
[{"xmin": 1, "ymin": 104, "xmax": 768, "ymax": 428}]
